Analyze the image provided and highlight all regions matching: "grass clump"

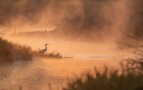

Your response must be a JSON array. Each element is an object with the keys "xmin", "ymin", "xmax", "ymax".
[
  {"xmin": 34, "ymin": 52, "xmax": 63, "ymax": 58},
  {"xmin": 63, "ymin": 61, "xmax": 143, "ymax": 90},
  {"xmin": 42, "ymin": 52, "xmax": 63, "ymax": 58},
  {"xmin": 0, "ymin": 37, "xmax": 33, "ymax": 64}
]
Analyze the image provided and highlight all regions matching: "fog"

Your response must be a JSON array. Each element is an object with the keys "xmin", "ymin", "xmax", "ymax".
[
  {"xmin": 0, "ymin": 0, "xmax": 130, "ymax": 56},
  {"xmin": 0, "ymin": 0, "xmax": 142, "ymax": 43},
  {"xmin": 0, "ymin": 0, "xmax": 139, "ymax": 42},
  {"xmin": 0, "ymin": 0, "xmax": 137, "ymax": 52},
  {"xmin": 0, "ymin": 0, "xmax": 143, "ymax": 90},
  {"xmin": 6, "ymin": 34, "xmax": 123, "ymax": 59}
]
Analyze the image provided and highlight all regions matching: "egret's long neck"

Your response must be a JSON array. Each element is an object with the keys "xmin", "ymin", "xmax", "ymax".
[{"xmin": 45, "ymin": 45, "xmax": 47, "ymax": 49}]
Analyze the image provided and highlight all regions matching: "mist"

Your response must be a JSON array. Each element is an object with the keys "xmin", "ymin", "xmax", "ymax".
[
  {"xmin": 0, "ymin": 0, "xmax": 141, "ymax": 42},
  {"xmin": 1, "ymin": 0, "xmax": 142, "ymax": 56},
  {"xmin": 1, "ymin": 0, "xmax": 143, "ymax": 90}
]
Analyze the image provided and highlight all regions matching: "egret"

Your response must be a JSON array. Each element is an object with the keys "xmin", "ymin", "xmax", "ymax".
[{"xmin": 38, "ymin": 43, "xmax": 49, "ymax": 54}]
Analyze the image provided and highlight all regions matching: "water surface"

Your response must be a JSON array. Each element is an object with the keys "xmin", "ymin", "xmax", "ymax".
[{"xmin": 0, "ymin": 58, "xmax": 122, "ymax": 90}]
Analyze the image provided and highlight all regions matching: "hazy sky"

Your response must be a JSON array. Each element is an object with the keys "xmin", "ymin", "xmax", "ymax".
[{"xmin": 0, "ymin": 0, "xmax": 143, "ymax": 42}]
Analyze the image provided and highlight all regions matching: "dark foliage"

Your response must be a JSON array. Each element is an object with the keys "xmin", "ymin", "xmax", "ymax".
[{"xmin": 0, "ymin": 37, "xmax": 33, "ymax": 64}]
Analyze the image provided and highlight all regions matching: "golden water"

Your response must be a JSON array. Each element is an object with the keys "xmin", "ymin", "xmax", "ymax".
[{"xmin": 0, "ymin": 58, "xmax": 122, "ymax": 90}]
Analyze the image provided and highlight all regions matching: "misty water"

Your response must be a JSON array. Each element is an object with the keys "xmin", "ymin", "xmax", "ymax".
[
  {"xmin": 0, "ymin": 36, "xmax": 124, "ymax": 90},
  {"xmin": 0, "ymin": 58, "xmax": 122, "ymax": 90}
]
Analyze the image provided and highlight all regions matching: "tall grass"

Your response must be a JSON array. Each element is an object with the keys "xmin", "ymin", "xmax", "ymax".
[
  {"xmin": 0, "ymin": 37, "xmax": 33, "ymax": 64},
  {"xmin": 63, "ymin": 61, "xmax": 143, "ymax": 90}
]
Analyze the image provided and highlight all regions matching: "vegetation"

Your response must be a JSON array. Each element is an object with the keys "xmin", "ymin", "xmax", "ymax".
[
  {"xmin": 63, "ymin": 51, "xmax": 143, "ymax": 90},
  {"xmin": 63, "ymin": 62, "xmax": 143, "ymax": 90},
  {"xmin": 0, "ymin": 37, "xmax": 33, "ymax": 64},
  {"xmin": 35, "ymin": 52, "xmax": 63, "ymax": 58}
]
